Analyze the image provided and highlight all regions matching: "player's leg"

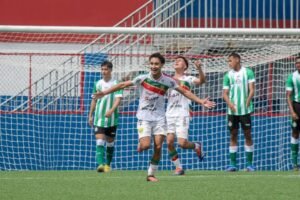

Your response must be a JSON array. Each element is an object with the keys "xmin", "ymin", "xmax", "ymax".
[
  {"xmin": 94, "ymin": 126, "xmax": 106, "ymax": 172},
  {"xmin": 176, "ymin": 117, "xmax": 205, "ymax": 160},
  {"xmin": 291, "ymin": 102, "xmax": 300, "ymax": 170},
  {"xmin": 226, "ymin": 115, "xmax": 239, "ymax": 171},
  {"xmin": 147, "ymin": 120, "xmax": 166, "ymax": 182},
  {"xmin": 291, "ymin": 129, "xmax": 299, "ymax": 170},
  {"xmin": 137, "ymin": 120, "xmax": 151, "ymax": 152},
  {"xmin": 166, "ymin": 117, "xmax": 183, "ymax": 174},
  {"xmin": 241, "ymin": 114, "xmax": 255, "ymax": 171},
  {"xmin": 104, "ymin": 126, "xmax": 117, "ymax": 172}
]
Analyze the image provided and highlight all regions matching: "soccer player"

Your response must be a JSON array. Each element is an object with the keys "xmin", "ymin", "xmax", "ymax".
[
  {"xmin": 166, "ymin": 56, "xmax": 206, "ymax": 175},
  {"xmin": 222, "ymin": 52, "xmax": 255, "ymax": 172},
  {"xmin": 88, "ymin": 61, "xmax": 123, "ymax": 173},
  {"xmin": 93, "ymin": 52, "xmax": 215, "ymax": 182},
  {"xmin": 286, "ymin": 56, "xmax": 300, "ymax": 171}
]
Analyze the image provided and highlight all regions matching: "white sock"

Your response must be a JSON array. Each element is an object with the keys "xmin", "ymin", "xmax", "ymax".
[
  {"xmin": 172, "ymin": 158, "xmax": 182, "ymax": 169},
  {"xmin": 147, "ymin": 164, "xmax": 158, "ymax": 176}
]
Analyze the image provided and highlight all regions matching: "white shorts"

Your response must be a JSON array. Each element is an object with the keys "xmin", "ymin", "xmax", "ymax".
[
  {"xmin": 166, "ymin": 116, "xmax": 190, "ymax": 139},
  {"xmin": 137, "ymin": 119, "xmax": 166, "ymax": 139}
]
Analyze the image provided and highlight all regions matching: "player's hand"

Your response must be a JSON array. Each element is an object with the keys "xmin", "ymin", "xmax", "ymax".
[
  {"xmin": 92, "ymin": 91, "xmax": 104, "ymax": 99},
  {"xmin": 202, "ymin": 97, "xmax": 216, "ymax": 109},
  {"xmin": 105, "ymin": 110, "xmax": 113, "ymax": 118},
  {"xmin": 291, "ymin": 111, "xmax": 299, "ymax": 120},
  {"xmin": 229, "ymin": 103, "xmax": 236, "ymax": 112},
  {"xmin": 88, "ymin": 116, "xmax": 93, "ymax": 127},
  {"xmin": 193, "ymin": 60, "xmax": 202, "ymax": 70}
]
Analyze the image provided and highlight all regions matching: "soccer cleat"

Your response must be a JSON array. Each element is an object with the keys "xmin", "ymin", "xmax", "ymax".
[
  {"xmin": 174, "ymin": 167, "xmax": 185, "ymax": 175},
  {"xmin": 293, "ymin": 164, "xmax": 299, "ymax": 171},
  {"xmin": 246, "ymin": 165, "xmax": 256, "ymax": 172},
  {"xmin": 226, "ymin": 165, "xmax": 238, "ymax": 172},
  {"xmin": 104, "ymin": 164, "xmax": 111, "ymax": 173},
  {"xmin": 146, "ymin": 175, "xmax": 159, "ymax": 182},
  {"xmin": 97, "ymin": 164, "xmax": 105, "ymax": 173},
  {"xmin": 195, "ymin": 142, "xmax": 206, "ymax": 161}
]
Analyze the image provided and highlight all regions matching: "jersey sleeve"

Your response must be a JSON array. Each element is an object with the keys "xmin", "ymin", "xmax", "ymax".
[
  {"xmin": 247, "ymin": 68, "xmax": 255, "ymax": 83},
  {"xmin": 91, "ymin": 82, "xmax": 98, "ymax": 98},
  {"xmin": 188, "ymin": 76, "xmax": 197, "ymax": 87},
  {"xmin": 168, "ymin": 77, "xmax": 179, "ymax": 89},
  {"xmin": 286, "ymin": 74, "xmax": 294, "ymax": 91},
  {"xmin": 223, "ymin": 72, "xmax": 230, "ymax": 90},
  {"xmin": 131, "ymin": 74, "xmax": 147, "ymax": 86},
  {"xmin": 114, "ymin": 89, "xmax": 123, "ymax": 98}
]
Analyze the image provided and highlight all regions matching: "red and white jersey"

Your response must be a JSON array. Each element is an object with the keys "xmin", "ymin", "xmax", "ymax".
[
  {"xmin": 131, "ymin": 73, "xmax": 179, "ymax": 121},
  {"xmin": 166, "ymin": 75, "xmax": 197, "ymax": 117}
]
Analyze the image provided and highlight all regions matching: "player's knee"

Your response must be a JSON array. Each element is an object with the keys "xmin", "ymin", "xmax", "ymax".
[
  {"xmin": 140, "ymin": 143, "xmax": 150, "ymax": 150},
  {"xmin": 178, "ymin": 140, "xmax": 188, "ymax": 148}
]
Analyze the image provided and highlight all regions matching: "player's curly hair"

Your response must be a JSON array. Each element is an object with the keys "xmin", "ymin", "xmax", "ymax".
[{"xmin": 149, "ymin": 52, "xmax": 165, "ymax": 64}]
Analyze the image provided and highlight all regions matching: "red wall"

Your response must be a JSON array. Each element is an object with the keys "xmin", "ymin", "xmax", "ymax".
[{"xmin": 0, "ymin": 0, "xmax": 148, "ymax": 26}]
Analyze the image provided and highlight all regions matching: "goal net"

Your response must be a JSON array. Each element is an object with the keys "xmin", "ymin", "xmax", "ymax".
[{"xmin": 0, "ymin": 26, "xmax": 299, "ymax": 171}]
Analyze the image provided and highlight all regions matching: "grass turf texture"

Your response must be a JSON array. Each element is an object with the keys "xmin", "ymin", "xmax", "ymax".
[{"xmin": 1, "ymin": 171, "xmax": 299, "ymax": 200}]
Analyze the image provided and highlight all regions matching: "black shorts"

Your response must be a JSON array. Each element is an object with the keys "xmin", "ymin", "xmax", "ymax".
[
  {"xmin": 291, "ymin": 102, "xmax": 300, "ymax": 131},
  {"xmin": 94, "ymin": 126, "xmax": 117, "ymax": 138},
  {"xmin": 227, "ymin": 114, "xmax": 251, "ymax": 131}
]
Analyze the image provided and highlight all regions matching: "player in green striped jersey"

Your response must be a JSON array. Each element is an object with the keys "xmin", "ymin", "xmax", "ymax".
[
  {"xmin": 223, "ymin": 52, "xmax": 255, "ymax": 172},
  {"xmin": 286, "ymin": 57, "xmax": 300, "ymax": 171},
  {"xmin": 88, "ymin": 61, "xmax": 123, "ymax": 173}
]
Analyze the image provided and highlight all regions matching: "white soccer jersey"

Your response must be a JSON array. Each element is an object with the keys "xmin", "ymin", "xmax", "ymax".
[
  {"xmin": 131, "ymin": 73, "xmax": 179, "ymax": 121},
  {"xmin": 166, "ymin": 75, "xmax": 197, "ymax": 117},
  {"xmin": 93, "ymin": 78, "xmax": 123, "ymax": 127}
]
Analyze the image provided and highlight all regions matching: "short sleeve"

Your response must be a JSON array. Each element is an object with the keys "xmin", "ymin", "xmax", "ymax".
[
  {"xmin": 131, "ymin": 74, "xmax": 147, "ymax": 86},
  {"xmin": 223, "ymin": 72, "xmax": 230, "ymax": 90},
  {"xmin": 286, "ymin": 74, "xmax": 294, "ymax": 91},
  {"xmin": 114, "ymin": 89, "xmax": 123, "ymax": 98},
  {"xmin": 188, "ymin": 76, "xmax": 197, "ymax": 87},
  {"xmin": 247, "ymin": 68, "xmax": 255, "ymax": 83}
]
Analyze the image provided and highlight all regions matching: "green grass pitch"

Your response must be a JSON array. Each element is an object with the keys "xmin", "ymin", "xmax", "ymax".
[{"xmin": 1, "ymin": 170, "xmax": 300, "ymax": 200}]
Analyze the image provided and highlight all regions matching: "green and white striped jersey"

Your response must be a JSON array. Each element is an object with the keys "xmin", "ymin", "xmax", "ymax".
[
  {"xmin": 93, "ymin": 78, "xmax": 123, "ymax": 127},
  {"xmin": 223, "ymin": 67, "xmax": 255, "ymax": 115},
  {"xmin": 286, "ymin": 71, "xmax": 300, "ymax": 103}
]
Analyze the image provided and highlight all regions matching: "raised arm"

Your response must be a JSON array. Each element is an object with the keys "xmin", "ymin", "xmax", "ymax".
[
  {"xmin": 175, "ymin": 86, "xmax": 215, "ymax": 109},
  {"xmin": 192, "ymin": 60, "xmax": 206, "ymax": 86},
  {"xmin": 93, "ymin": 80, "xmax": 133, "ymax": 99}
]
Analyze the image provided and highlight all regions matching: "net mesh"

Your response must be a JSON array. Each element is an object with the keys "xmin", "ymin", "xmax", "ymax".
[{"xmin": 0, "ymin": 29, "xmax": 300, "ymax": 170}]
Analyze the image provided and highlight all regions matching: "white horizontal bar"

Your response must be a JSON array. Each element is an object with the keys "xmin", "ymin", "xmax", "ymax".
[{"xmin": 0, "ymin": 25, "xmax": 299, "ymax": 36}]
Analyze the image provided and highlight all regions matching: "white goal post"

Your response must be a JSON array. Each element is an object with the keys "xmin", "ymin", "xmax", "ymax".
[{"xmin": 0, "ymin": 26, "xmax": 300, "ymax": 171}]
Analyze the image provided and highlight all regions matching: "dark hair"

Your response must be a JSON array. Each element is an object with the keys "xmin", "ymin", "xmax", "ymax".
[
  {"xmin": 149, "ymin": 52, "xmax": 165, "ymax": 64},
  {"xmin": 176, "ymin": 55, "xmax": 189, "ymax": 69},
  {"xmin": 228, "ymin": 52, "xmax": 241, "ymax": 60},
  {"xmin": 101, "ymin": 61, "xmax": 113, "ymax": 69}
]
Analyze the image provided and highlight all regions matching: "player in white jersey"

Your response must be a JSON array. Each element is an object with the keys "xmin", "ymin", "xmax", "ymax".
[
  {"xmin": 166, "ymin": 56, "xmax": 206, "ymax": 175},
  {"xmin": 223, "ymin": 52, "xmax": 255, "ymax": 172},
  {"xmin": 286, "ymin": 57, "xmax": 300, "ymax": 171},
  {"xmin": 93, "ymin": 53, "xmax": 215, "ymax": 182},
  {"xmin": 88, "ymin": 61, "xmax": 123, "ymax": 173}
]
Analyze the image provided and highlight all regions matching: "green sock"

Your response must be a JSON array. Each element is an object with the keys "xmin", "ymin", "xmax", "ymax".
[
  {"xmin": 291, "ymin": 143, "xmax": 299, "ymax": 166},
  {"xmin": 169, "ymin": 150, "xmax": 178, "ymax": 161},
  {"xmin": 230, "ymin": 152, "xmax": 237, "ymax": 167},
  {"xmin": 106, "ymin": 146, "xmax": 114, "ymax": 166},
  {"xmin": 96, "ymin": 145, "xmax": 105, "ymax": 165},
  {"xmin": 246, "ymin": 151, "xmax": 253, "ymax": 166},
  {"xmin": 150, "ymin": 158, "xmax": 160, "ymax": 165}
]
